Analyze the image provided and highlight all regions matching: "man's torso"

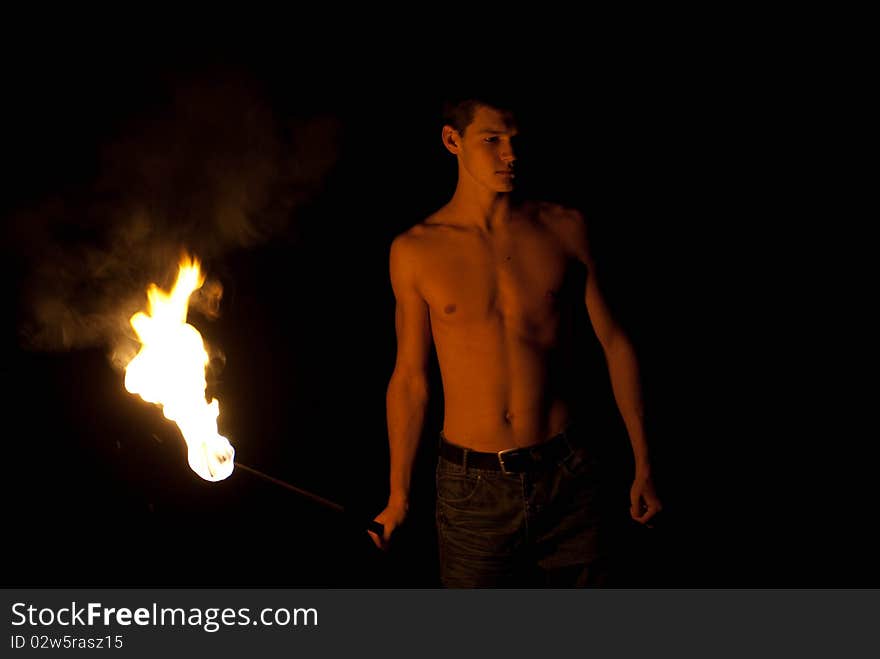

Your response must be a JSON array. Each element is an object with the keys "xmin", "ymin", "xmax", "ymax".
[{"xmin": 407, "ymin": 202, "xmax": 589, "ymax": 451}]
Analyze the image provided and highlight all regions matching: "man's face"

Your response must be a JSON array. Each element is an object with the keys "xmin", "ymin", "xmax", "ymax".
[{"xmin": 454, "ymin": 105, "xmax": 518, "ymax": 193}]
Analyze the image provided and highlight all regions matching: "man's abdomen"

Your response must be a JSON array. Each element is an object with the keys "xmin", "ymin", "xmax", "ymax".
[{"xmin": 435, "ymin": 325, "xmax": 573, "ymax": 451}]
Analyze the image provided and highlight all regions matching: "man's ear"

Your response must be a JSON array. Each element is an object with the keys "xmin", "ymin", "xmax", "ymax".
[{"xmin": 442, "ymin": 125, "xmax": 461, "ymax": 154}]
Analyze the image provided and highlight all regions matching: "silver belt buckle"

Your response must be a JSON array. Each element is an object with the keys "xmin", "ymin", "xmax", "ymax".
[{"xmin": 497, "ymin": 447, "xmax": 518, "ymax": 475}]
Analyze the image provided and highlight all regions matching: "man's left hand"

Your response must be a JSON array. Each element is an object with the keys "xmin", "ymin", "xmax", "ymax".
[{"xmin": 630, "ymin": 471, "xmax": 662, "ymax": 526}]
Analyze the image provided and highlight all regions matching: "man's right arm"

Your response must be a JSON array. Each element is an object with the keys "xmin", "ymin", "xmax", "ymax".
[{"xmin": 370, "ymin": 233, "xmax": 432, "ymax": 550}]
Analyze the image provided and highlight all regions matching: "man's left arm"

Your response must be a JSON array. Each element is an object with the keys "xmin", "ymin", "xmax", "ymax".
[
  {"xmin": 586, "ymin": 273, "xmax": 662, "ymax": 524},
  {"xmin": 559, "ymin": 209, "xmax": 662, "ymax": 524}
]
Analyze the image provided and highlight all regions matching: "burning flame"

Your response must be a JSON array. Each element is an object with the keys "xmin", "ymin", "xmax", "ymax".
[{"xmin": 124, "ymin": 255, "xmax": 234, "ymax": 481}]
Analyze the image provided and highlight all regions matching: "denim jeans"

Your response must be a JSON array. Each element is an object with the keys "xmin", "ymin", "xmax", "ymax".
[{"xmin": 435, "ymin": 425, "xmax": 606, "ymax": 588}]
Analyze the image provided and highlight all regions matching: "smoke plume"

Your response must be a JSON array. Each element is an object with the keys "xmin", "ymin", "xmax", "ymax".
[{"xmin": 6, "ymin": 68, "xmax": 340, "ymax": 368}]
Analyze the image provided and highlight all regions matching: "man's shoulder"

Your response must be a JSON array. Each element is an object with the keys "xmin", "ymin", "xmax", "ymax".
[
  {"xmin": 523, "ymin": 200, "xmax": 586, "ymax": 229},
  {"xmin": 391, "ymin": 210, "xmax": 454, "ymax": 253},
  {"xmin": 389, "ymin": 215, "xmax": 443, "ymax": 273},
  {"xmin": 390, "ymin": 222, "xmax": 429, "ymax": 255},
  {"xmin": 522, "ymin": 200, "xmax": 590, "ymax": 262}
]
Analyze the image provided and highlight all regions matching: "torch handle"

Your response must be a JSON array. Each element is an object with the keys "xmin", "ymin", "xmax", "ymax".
[{"xmin": 234, "ymin": 461, "xmax": 385, "ymax": 539}]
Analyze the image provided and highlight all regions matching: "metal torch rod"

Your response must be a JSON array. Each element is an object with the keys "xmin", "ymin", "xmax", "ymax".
[{"xmin": 234, "ymin": 461, "xmax": 384, "ymax": 538}]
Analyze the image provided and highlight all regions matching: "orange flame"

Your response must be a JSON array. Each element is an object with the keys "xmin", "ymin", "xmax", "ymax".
[{"xmin": 124, "ymin": 255, "xmax": 234, "ymax": 481}]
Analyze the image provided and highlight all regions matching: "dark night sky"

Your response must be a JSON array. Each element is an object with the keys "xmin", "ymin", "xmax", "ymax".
[{"xmin": 0, "ymin": 37, "xmax": 865, "ymax": 588}]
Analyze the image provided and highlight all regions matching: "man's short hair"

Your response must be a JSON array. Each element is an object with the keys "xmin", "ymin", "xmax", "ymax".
[{"xmin": 441, "ymin": 91, "xmax": 519, "ymax": 135}]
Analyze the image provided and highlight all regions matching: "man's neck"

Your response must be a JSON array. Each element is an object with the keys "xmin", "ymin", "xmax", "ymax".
[{"xmin": 447, "ymin": 185, "xmax": 512, "ymax": 233}]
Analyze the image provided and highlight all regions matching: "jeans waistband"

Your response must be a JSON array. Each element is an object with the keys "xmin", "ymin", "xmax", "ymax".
[{"xmin": 438, "ymin": 425, "xmax": 582, "ymax": 474}]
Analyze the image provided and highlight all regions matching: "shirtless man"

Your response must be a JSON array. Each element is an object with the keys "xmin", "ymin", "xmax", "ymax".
[{"xmin": 369, "ymin": 94, "xmax": 662, "ymax": 587}]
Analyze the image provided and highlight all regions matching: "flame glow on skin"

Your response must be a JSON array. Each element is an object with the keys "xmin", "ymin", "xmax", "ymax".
[{"xmin": 124, "ymin": 255, "xmax": 234, "ymax": 481}]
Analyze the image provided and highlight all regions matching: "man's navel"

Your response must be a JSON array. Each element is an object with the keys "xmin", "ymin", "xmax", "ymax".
[{"xmin": 444, "ymin": 304, "xmax": 457, "ymax": 314}]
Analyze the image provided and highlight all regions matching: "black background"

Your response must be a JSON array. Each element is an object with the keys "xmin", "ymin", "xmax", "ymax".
[{"xmin": 0, "ymin": 30, "xmax": 865, "ymax": 588}]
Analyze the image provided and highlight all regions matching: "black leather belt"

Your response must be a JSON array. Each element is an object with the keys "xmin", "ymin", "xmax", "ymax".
[{"xmin": 438, "ymin": 427, "xmax": 577, "ymax": 474}]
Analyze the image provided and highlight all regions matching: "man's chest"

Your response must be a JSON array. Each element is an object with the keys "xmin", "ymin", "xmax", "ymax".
[{"xmin": 419, "ymin": 234, "xmax": 576, "ymax": 324}]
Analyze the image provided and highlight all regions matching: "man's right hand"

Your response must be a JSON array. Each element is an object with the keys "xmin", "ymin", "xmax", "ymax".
[{"xmin": 368, "ymin": 499, "xmax": 409, "ymax": 551}]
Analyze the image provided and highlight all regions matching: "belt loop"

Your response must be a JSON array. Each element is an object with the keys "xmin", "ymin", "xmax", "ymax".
[{"xmin": 461, "ymin": 447, "xmax": 468, "ymax": 472}]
